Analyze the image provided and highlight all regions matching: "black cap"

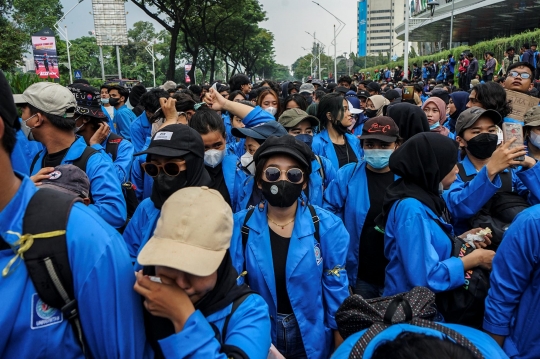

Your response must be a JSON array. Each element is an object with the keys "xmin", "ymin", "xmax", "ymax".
[
  {"xmin": 254, "ymin": 135, "xmax": 313, "ymax": 174},
  {"xmin": 367, "ymin": 82, "xmax": 381, "ymax": 93},
  {"xmin": 232, "ymin": 121, "xmax": 288, "ymax": 140},
  {"xmin": 357, "ymin": 90, "xmax": 370, "ymax": 99},
  {"xmin": 359, "ymin": 116, "xmax": 400, "ymax": 142},
  {"xmin": 430, "ymin": 88, "xmax": 450, "ymax": 105},
  {"xmin": 41, "ymin": 164, "xmax": 91, "ymax": 198},
  {"xmin": 66, "ymin": 83, "xmax": 106, "ymax": 119},
  {"xmin": 455, "ymin": 107, "xmax": 502, "ymax": 136},
  {"xmin": 0, "ymin": 70, "xmax": 18, "ymax": 128},
  {"xmin": 384, "ymin": 89, "xmax": 401, "ymax": 102},
  {"xmin": 135, "ymin": 124, "xmax": 204, "ymax": 158}
]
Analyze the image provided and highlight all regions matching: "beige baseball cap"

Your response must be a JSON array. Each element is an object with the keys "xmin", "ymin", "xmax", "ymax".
[
  {"xmin": 137, "ymin": 186, "xmax": 233, "ymax": 276},
  {"xmin": 13, "ymin": 82, "xmax": 77, "ymax": 118}
]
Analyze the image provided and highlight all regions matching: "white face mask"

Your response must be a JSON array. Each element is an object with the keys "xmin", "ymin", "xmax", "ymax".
[
  {"xmin": 204, "ymin": 149, "xmax": 225, "ymax": 168},
  {"xmin": 264, "ymin": 107, "xmax": 277, "ymax": 116},
  {"xmin": 240, "ymin": 151, "xmax": 255, "ymax": 175},
  {"xmin": 21, "ymin": 113, "xmax": 37, "ymax": 141},
  {"xmin": 73, "ymin": 116, "xmax": 84, "ymax": 133},
  {"xmin": 530, "ymin": 131, "xmax": 540, "ymax": 148}
]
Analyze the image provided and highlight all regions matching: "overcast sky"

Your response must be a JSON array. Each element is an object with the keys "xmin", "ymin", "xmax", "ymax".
[{"xmin": 60, "ymin": 0, "xmax": 359, "ymax": 67}]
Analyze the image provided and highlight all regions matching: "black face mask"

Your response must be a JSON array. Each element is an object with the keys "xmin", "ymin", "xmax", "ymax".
[
  {"xmin": 466, "ymin": 133, "xmax": 498, "ymax": 160},
  {"xmin": 261, "ymin": 180, "xmax": 303, "ymax": 208},
  {"xmin": 364, "ymin": 109, "xmax": 378, "ymax": 118},
  {"xmin": 151, "ymin": 171, "xmax": 188, "ymax": 209},
  {"xmin": 109, "ymin": 97, "xmax": 120, "ymax": 107}
]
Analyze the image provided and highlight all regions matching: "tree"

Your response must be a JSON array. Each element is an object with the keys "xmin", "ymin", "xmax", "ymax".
[
  {"xmin": 12, "ymin": 0, "xmax": 62, "ymax": 41},
  {"xmin": 0, "ymin": 19, "xmax": 26, "ymax": 70}
]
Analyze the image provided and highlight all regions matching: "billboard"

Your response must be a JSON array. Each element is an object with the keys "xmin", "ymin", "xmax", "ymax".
[
  {"xmin": 31, "ymin": 28, "xmax": 59, "ymax": 79},
  {"xmin": 358, "ymin": 0, "xmax": 367, "ymax": 56},
  {"xmin": 92, "ymin": 0, "xmax": 128, "ymax": 46},
  {"xmin": 185, "ymin": 64, "xmax": 192, "ymax": 83}
]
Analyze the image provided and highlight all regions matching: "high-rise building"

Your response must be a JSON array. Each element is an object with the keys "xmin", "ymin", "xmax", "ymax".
[{"xmin": 358, "ymin": 0, "xmax": 416, "ymax": 60}]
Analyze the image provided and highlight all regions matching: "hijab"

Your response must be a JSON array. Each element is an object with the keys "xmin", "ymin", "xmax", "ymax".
[
  {"xmin": 206, "ymin": 163, "xmax": 232, "ymax": 207},
  {"xmin": 422, "ymin": 97, "xmax": 447, "ymax": 124},
  {"xmin": 144, "ymin": 252, "xmax": 252, "ymax": 358},
  {"xmin": 377, "ymin": 132, "xmax": 459, "ymax": 227},
  {"xmin": 448, "ymin": 92, "xmax": 469, "ymax": 133},
  {"xmin": 386, "ymin": 102, "xmax": 430, "ymax": 142},
  {"xmin": 368, "ymin": 95, "xmax": 390, "ymax": 117}
]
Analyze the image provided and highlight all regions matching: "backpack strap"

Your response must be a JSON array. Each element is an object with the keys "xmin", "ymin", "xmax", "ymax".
[
  {"xmin": 498, "ymin": 170, "xmax": 513, "ymax": 193},
  {"xmin": 308, "ymin": 204, "xmax": 320, "ymax": 243},
  {"xmin": 22, "ymin": 188, "xmax": 88, "ymax": 356},
  {"xmin": 457, "ymin": 162, "xmax": 475, "ymax": 182},
  {"xmin": 29, "ymin": 150, "xmax": 44, "ymax": 175},
  {"xmin": 315, "ymin": 155, "xmax": 325, "ymax": 185},
  {"xmin": 221, "ymin": 293, "xmax": 251, "ymax": 343},
  {"xmin": 72, "ymin": 146, "xmax": 99, "ymax": 173},
  {"xmin": 240, "ymin": 208, "xmax": 256, "ymax": 281},
  {"xmin": 104, "ymin": 133, "xmax": 123, "ymax": 162}
]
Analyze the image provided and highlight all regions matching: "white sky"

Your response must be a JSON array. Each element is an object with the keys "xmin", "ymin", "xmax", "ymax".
[{"xmin": 60, "ymin": 0, "xmax": 359, "ymax": 67}]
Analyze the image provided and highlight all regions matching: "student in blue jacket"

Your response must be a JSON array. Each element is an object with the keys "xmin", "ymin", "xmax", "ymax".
[
  {"xmin": 278, "ymin": 108, "xmax": 337, "ymax": 207},
  {"xmin": 224, "ymin": 90, "xmax": 247, "ymax": 155},
  {"xmin": 324, "ymin": 117, "xmax": 400, "ymax": 298},
  {"xmin": 380, "ymin": 133, "xmax": 495, "ymax": 296},
  {"xmin": 135, "ymin": 187, "xmax": 271, "ymax": 359},
  {"xmin": 444, "ymin": 107, "xmax": 540, "ymax": 235},
  {"xmin": 483, "ymin": 205, "xmax": 540, "ymax": 359},
  {"xmin": 131, "ymin": 88, "xmax": 169, "ymax": 153},
  {"xmin": 189, "ymin": 107, "xmax": 247, "ymax": 210},
  {"xmin": 0, "ymin": 72, "xmax": 148, "ymax": 358},
  {"xmin": 333, "ymin": 324, "xmax": 508, "ymax": 359},
  {"xmin": 108, "ymin": 85, "xmax": 137, "ymax": 141},
  {"xmin": 230, "ymin": 135, "xmax": 350, "ymax": 359},
  {"xmin": 17, "ymin": 82, "xmax": 127, "ymax": 229},
  {"xmin": 67, "ymin": 83, "xmax": 135, "ymax": 184},
  {"xmin": 312, "ymin": 93, "xmax": 362, "ymax": 169},
  {"xmin": 123, "ymin": 118, "xmax": 212, "ymax": 263},
  {"xmin": 100, "ymin": 85, "xmax": 116, "ymax": 122}
]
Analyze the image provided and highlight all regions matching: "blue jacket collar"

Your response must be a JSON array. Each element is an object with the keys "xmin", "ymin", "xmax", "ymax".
[{"xmin": 64, "ymin": 136, "xmax": 90, "ymax": 162}]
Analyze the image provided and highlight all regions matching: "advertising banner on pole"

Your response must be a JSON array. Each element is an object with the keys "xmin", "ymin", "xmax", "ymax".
[
  {"xmin": 32, "ymin": 28, "xmax": 60, "ymax": 79},
  {"xmin": 185, "ymin": 64, "xmax": 192, "ymax": 83},
  {"xmin": 358, "ymin": 0, "xmax": 367, "ymax": 57}
]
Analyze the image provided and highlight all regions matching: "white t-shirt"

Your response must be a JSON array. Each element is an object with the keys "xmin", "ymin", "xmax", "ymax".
[{"xmin": 104, "ymin": 106, "xmax": 114, "ymax": 120}]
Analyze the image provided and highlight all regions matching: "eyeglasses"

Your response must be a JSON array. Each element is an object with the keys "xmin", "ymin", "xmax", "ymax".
[
  {"xmin": 508, "ymin": 71, "xmax": 532, "ymax": 79},
  {"xmin": 264, "ymin": 167, "xmax": 304, "ymax": 184},
  {"xmin": 141, "ymin": 161, "xmax": 185, "ymax": 177}
]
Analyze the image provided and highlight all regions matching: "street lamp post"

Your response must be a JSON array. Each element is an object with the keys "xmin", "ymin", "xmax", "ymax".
[
  {"xmin": 54, "ymin": 0, "xmax": 84, "ymax": 84},
  {"xmin": 301, "ymin": 47, "xmax": 314, "ymax": 77},
  {"xmin": 312, "ymin": 1, "xmax": 345, "ymax": 82},
  {"xmin": 403, "ymin": 0, "xmax": 410, "ymax": 80},
  {"xmin": 349, "ymin": 36, "xmax": 358, "ymax": 75},
  {"xmin": 306, "ymin": 31, "xmax": 325, "ymax": 80},
  {"xmin": 449, "ymin": 0, "xmax": 455, "ymax": 49},
  {"xmin": 145, "ymin": 41, "xmax": 157, "ymax": 88}
]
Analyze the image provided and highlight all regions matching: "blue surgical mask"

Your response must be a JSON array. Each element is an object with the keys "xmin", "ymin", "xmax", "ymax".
[
  {"xmin": 364, "ymin": 149, "xmax": 394, "ymax": 169},
  {"xmin": 295, "ymin": 134, "xmax": 313, "ymax": 147},
  {"xmin": 530, "ymin": 131, "xmax": 540, "ymax": 148},
  {"xmin": 429, "ymin": 121, "xmax": 441, "ymax": 131},
  {"xmin": 101, "ymin": 98, "xmax": 110, "ymax": 104}
]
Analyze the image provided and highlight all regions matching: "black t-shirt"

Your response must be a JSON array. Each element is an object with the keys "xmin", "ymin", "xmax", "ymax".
[
  {"xmin": 333, "ymin": 140, "xmax": 358, "ymax": 168},
  {"xmin": 269, "ymin": 227, "xmax": 293, "ymax": 314},
  {"xmin": 357, "ymin": 168, "xmax": 394, "ymax": 286},
  {"xmin": 43, "ymin": 148, "xmax": 70, "ymax": 168}
]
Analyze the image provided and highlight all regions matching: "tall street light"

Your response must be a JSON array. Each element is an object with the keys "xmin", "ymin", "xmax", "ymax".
[
  {"xmin": 313, "ymin": 1, "xmax": 345, "ymax": 82},
  {"xmin": 349, "ymin": 36, "xmax": 358, "ymax": 75},
  {"xmin": 54, "ymin": 0, "xmax": 84, "ymax": 84},
  {"xmin": 306, "ymin": 31, "xmax": 326, "ymax": 80},
  {"xmin": 449, "ymin": 0, "xmax": 455, "ymax": 49}
]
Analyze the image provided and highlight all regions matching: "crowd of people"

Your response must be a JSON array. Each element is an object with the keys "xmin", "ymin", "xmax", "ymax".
[{"xmin": 0, "ymin": 56, "xmax": 539, "ymax": 359}]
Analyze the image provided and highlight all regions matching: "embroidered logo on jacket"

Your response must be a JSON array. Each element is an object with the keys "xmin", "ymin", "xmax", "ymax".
[{"xmin": 31, "ymin": 293, "xmax": 63, "ymax": 329}]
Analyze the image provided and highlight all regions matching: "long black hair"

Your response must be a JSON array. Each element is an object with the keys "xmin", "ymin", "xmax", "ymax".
[
  {"xmin": 471, "ymin": 82, "xmax": 512, "ymax": 118},
  {"xmin": 316, "ymin": 93, "xmax": 344, "ymax": 131}
]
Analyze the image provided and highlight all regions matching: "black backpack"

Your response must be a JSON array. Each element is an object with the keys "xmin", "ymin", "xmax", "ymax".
[
  {"xmin": 0, "ymin": 188, "xmax": 88, "ymax": 356},
  {"xmin": 457, "ymin": 163, "xmax": 530, "ymax": 250},
  {"xmin": 336, "ymin": 287, "xmax": 485, "ymax": 359},
  {"xmin": 30, "ymin": 146, "xmax": 99, "ymax": 177}
]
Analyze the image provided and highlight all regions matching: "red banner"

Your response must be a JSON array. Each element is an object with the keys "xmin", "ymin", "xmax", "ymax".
[{"xmin": 32, "ymin": 34, "xmax": 59, "ymax": 79}]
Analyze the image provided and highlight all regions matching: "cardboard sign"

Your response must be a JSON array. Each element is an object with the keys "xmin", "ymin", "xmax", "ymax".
[{"xmin": 505, "ymin": 89, "xmax": 539, "ymax": 122}]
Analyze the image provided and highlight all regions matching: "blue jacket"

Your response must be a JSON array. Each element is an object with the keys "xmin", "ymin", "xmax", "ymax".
[
  {"xmin": 223, "ymin": 112, "xmax": 236, "ymax": 146},
  {"xmin": 123, "ymin": 197, "xmax": 160, "ymax": 263},
  {"xmin": 130, "ymin": 111, "xmax": 152, "ymax": 153},
  {"xmin": 11, "ymin": 126, "xmax": 42, "ymax": 174},
  {"xmin": 243, "ymin": 106, "xmax": 275, "ymax": 128},
  {"xmin": 236, "ymin": 157, "xmax": 336, "ymax": 212},
  {"xmin": 131, "ymin": 137, "xmax": 153, "ymax": 203},
  {"xmin": 323, "ymin": 162, "xmax": 396, "ymax": 286},
  {"xmin": 332, "ymin": 323, "xmax": 508, "ymax": 359},
  {"xmin": 92, "ymin": 133, "xmax": 135, "ymax": 183},
  {"xmin": 444, "ymin": 155, "xmax": 540, "ymax": 233},
  {"xmin": 484, "ymin": 205, "xmax": 540, "ymax": 359},
  {"xmin": 312, "ymin": 129, "xmax": 363, "ymax": 170},
  {"xmin": 0, "ymin": 176, "xmax": 148, "ymax": 359},
  {"xmin": 31, "ymin": 136, "xmax": 127, "ymax": 229},
  {"xmin": 383, "ymin": 198, "xmax": 465, "ymax": 296},
  {"xmin": 159, "ymin": 295, "xmax": 271, "ymax": 359},
  {"xmin": 112, "ymin": 105, "xmax": 137, "ymax": 141},
  {"xmin": 230, "ymin": 201, "xmax": 350, "ymax": 359}
]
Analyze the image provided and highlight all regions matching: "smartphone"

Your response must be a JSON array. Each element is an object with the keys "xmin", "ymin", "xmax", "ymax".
[
  {"xmin": 402, "ymin": 86, "xmax": 414, "ymax": 100},
  {"xmin": 502, "ymin": 122, "xmax": 525, "ymax": 161}
]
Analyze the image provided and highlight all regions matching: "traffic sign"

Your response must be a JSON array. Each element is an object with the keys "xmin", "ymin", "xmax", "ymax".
[
  {"xmin": 74, "ymin": 69, "xmax": 82, "ymax": 79},
  {"xmin": 346, "ymin": 59, "xmax": 354, "ymax": 68}
]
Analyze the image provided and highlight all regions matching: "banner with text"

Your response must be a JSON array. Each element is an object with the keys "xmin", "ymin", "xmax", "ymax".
[{"xmin": 32, "ymin": 28, "xmax": 59, "ymax": 79}]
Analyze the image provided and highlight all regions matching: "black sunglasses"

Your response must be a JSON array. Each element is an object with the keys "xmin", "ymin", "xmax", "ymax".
[
  {"xmin": 264, "ymin": 167, "xmax": 304, "ymax": 184},
  {"xmin": 142, "ymin": 161, "xmax": 185, "ymax": 177}
]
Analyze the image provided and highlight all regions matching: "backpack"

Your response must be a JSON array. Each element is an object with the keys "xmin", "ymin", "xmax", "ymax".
[
  {"xmin": 0, "ymin": 188, "xmax": 88, "ymax": 356},
  {"xmin": 457, "ymin": 163, "xmax": 530, "ymax": 250},
  {"xmin": 104, "ymin": 133, "xmax": 139, "ymax": 219},
  {"xmin": 314, "ymin": 155, "xmax": 325, "ymax": 186},
  {"xmin": 30, "ymin": 146, "xmax": 99, "ymax": 177},
  {"xmin": 239, "ymin": 204, "xmax": 320, "ymax": 283},
  {"xmin": 335, "ymin": 287, "xmax": 485, "ymax": 359}
]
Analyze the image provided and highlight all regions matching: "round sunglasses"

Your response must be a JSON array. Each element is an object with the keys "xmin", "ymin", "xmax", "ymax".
[
  {"xmin": 264, "ymin": 167, "xmax": 304, "ymax": 184},
  {"xmin": 142, "ymin": 161, "xmax": 185, "ymax": 177}
]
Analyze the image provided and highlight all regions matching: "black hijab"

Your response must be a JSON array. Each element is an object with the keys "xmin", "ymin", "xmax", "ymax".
[
  {"xmin": 144, "ymin": 252, "xmax": 252, "ymax": 358},
  {"xmin": 206, "ymin": 163, "xmax": 232, "ymax": 207},
  {"xmin": 386, "ymin": 102, "xmax": 430, "ymax": 142},
  {"xmin": 377, "ymin": 132, "xmax": 459, "ymax": 227}
]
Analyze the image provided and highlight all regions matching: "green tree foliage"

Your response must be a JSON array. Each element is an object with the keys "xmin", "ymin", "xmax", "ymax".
[
  {"xmin": 0, "ymin": 19, "xmax": 27, "ymax": 70},
  {"xmin": 12, "ymin": 0, "xmax": 63, "ymax": 42}
]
